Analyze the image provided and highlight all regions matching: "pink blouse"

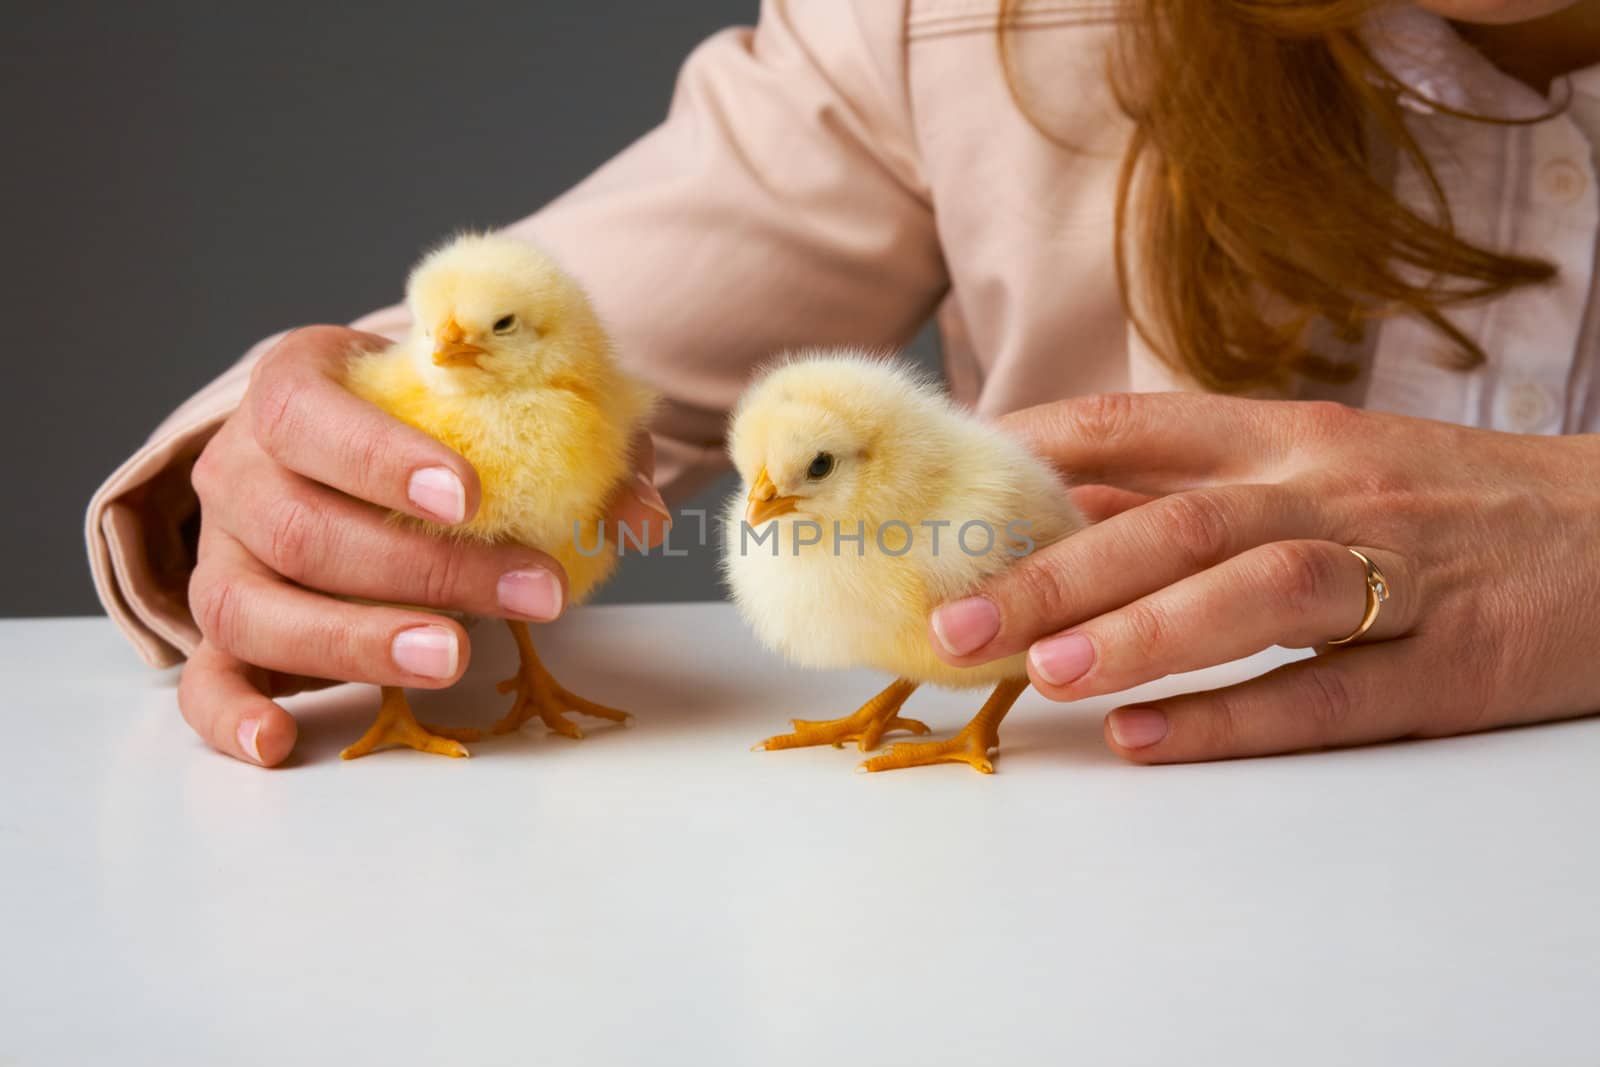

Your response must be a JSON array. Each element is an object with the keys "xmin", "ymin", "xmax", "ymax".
[{"xmin": 85, "ymin": 1, "xmax": 1600, "ymax": 666}]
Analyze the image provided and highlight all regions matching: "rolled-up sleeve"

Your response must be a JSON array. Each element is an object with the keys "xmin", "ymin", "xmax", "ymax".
[{"xmin": 86, "ymin": 0, "xmax": 946, "ymax": 667}]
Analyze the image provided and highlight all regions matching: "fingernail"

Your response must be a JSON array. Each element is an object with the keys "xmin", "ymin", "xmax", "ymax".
[
  {"xmin": 391, "ymin": 625, "xmax": 459, "ymax": 679},
  {"xmin": 1029, "ymin": 633, "xmax": 1095, "ymax": 687},
  {"xmin": 408, "ymin": 466, "xmax": 466, "ymax": 524},
  {"xmin": 237, "ymin": 717, "xmax": 264, "ymax": 763},
  {"xmin": 931, "ymin": 597, "xmax": 1001, "ymax": 656},
  {"xmin": 633, "ymin": 472, "xmax": 672, "ymax": 525},
  {"xmin": 1109, "ymin": 708, "xmax": 1168, "ymax": 749},
  {"xmin": 498, "ymin": 568, "xmax": 564, "ymax": 622}
]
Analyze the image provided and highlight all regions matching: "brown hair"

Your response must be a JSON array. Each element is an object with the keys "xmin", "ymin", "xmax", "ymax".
[{"xmin": 1000, "ymin": 0, "xmax": 1556, "ymax": 392}]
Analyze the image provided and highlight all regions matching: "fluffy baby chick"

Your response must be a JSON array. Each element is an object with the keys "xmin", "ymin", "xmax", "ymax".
[
  {"xmin": 723, "ymin": 352, "xmax": 1086, "ymax": 773},
  {"xmin": 338, "ymin": 233, "xmax": 653, "ymax": 760}
]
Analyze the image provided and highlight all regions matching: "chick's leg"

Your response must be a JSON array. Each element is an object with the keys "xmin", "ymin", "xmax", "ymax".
[
  {"xmin": 755, "ymin": 678, "xmax": 928, "ymax": 753},
  {"xmin": 859, "ymin": 678, "xmax": 1029, "ymax": 775},
  {"xmin": 340, "ymin": 686, "xmax": 471, "ymax": 760},
  {"xmin": 490, "ymin": 621, "xmax": 630, "ymax": 739}
]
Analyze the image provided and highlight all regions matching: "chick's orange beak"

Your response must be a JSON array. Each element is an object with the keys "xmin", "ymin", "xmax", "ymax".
[
  {"xmin": 745, "ymin": 467, "xmax": 800, "ymax": 525},
  {"xmin": 432, "ymin": 316, "xmax": 486, "ymax": 368}
]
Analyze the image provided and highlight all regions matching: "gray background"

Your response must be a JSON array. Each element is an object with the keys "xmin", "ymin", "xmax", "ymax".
[{"xmin": 1, "ymin": 1, "xmax": 939, "ymax": 617}]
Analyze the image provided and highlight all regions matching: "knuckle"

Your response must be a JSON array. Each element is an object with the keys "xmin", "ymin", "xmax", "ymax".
[
  {"xmin": 191, "ymin": 570, "xmax": 248, "ymax": 652},
  {"xmin": 1340, "ymin": 464, "xmax": 1408, "ymax": 502},
  {"xmin": 1297, "ymin": 666, "xmax": 1355, "ymax": 741},
  {"xmin": 190, "ymin": 438, "xmax": 223, "ymax": 501},
  {"xmin": 1009, "ymin": 550, "xmax": 1075, "ymax": 627},
  {"xmin": 264, "ymin": 495, "xmax": 321, "ymax": 579},
  {"xmin": 1260, "ymin": 541, "xmax": 1339, "ymax": 618},
  {"xmin": 307, "ymin": 619, "xmax": 371, "ymax": 683},
  {"xmin": 250, "ymin": 370, "xmax": 307, "ymax": 457},
  {"xmin": 1157, "ymin": 491, "xmax": 1233, "ymax": 570},
  {"xmin": 1198, "ymin": 690, "xmax": 1244, "ymax": 753},
  {"xmin": 1300, "ymin": 400, "xmax": 1360, "ymax": 441},
  {"xmin": 1118, "ymin": 600, "xmax": 1171, "ymax": 661},
  {"xmin": 269, "ymin": 324, "xmax": 341, "ymax": 367},
  {"xmin": 343, "ymin": 425, "xmax": 391, "ymax": 501},
  {"xmin": 417, "ymin": 544, "xmax": 467, "ymax": 607},
  {"xmin": 1065, "ymin": 392, "xmax": 1140, "ymax": 449}
]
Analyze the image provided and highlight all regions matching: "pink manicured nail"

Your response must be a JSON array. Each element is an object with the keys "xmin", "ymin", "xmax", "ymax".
[
  {"xmin": 237, "ymin": 718, "xmax": 264, "ymax": 763},
  {"xmin": 392, "ymin": 625, "xmax": 459, "ymax": 679},
  {"xmin": 931, "ymin": 597, "xmax": 1001, "ymax": 656},
  {"xmin": 1109, "ymin": 708, "xmax": 1168, "ymax": 749},
  {"xmin": 1029, "ymin": 633, "xmax": 1095, "ymax": 687},
  {"xmin": 633, "ymin": 472, "xmax": 672, "ymax": 524},
  {"xmin": 408, "ymin": 466, "xmax": 466, "ymax": 524},
  {"xmin": 498, "ymin": 568, "xmax": 564, "ymax": 621}
]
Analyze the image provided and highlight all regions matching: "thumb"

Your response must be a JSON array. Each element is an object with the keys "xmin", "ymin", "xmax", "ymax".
[{"xmin": 178, "ymin": 640, "xmax": 301, "ymax": 766}]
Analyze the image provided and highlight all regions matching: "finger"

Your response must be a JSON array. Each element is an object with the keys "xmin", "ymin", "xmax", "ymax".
[
  {"xmin": 205, "ymin": 451, "xmax": 567, "ymax": 620},
  {"xmin": 1026, "ymin": 542, "xmax": 1416, "ymax": 700},
  {"xmin": 190, "ymin": 528, "xmax": 473, "ymax": 687},
  {"xmin": 1067, "ymin": 483, "xmax": 1155, "ymax": 522},
  {"xmin": 177, "ymin": 640, "xmax": 300, "ymax": 766},
  {"xmin": 998, "ymin": 392, "xmax": 1346, "ymax": 492},
  {"xmin": 247, "ymin": 325, "xmax": 483, "ymax": 524},
  {"xmin": 1102, "ymin": 637, "xmax": 1435, "ymax": 764},
  {"xmin": 930, "ymin": 483, "xmax": 1320, "ymax": 664},
  {"xmin": 604, "ymin": 431, "xmax": 673, "ymax": 551}
]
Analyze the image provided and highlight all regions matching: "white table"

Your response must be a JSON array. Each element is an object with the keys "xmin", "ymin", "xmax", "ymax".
[{"xmin": 2, "ymin": 605, "xmax": 1596, "ymax": 1066}]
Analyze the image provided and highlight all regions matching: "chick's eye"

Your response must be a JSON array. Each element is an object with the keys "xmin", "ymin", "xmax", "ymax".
[
  {"xmin": 806, "ymin": 452, "xmax": 835, "ymax": 480},
  {"xmin": 492, "ymin": 314, "xmax": 517, "ymax": 334}
]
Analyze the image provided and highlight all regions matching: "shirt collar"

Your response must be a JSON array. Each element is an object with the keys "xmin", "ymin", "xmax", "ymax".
[
  {"xmin": 1362, "ymin": 4, "xmax": 1559, "ymax": 121},
  {"xmin": 1572, "ymin": 64, "xmax": 1600, "ymax": 104}
]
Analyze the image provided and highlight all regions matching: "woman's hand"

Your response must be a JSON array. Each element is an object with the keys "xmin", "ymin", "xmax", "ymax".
[
  {"xmin": 180, "ymin": 326, "xmax": 670, "ymax": 767},
  {"xmin": 929, "ymin": 392, "xmax": 1600, "ymax": 763}
]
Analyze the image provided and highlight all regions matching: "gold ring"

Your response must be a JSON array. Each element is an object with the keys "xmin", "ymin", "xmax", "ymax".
[{"xmin": 1327, "ymin": 548, "xmax": 1390, "ymax": 646}]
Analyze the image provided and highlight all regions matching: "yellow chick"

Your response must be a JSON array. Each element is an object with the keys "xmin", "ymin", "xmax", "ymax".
[
  {"xmin": 338, "ymin": 233, "xmax": 653, "ymax": 760},
  {"xmin": 723, "ymin": 352, "xmax": 1086, "ymax": 773}
]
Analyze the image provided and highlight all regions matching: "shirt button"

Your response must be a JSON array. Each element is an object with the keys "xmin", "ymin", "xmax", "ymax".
[
  {"xmin": 1503, "ymin": 380, "xmax": 1555, "ymax": 433},
  {"xmin": 1539, "ymin": 158, "xmax": 1587, "ymax": 205}
]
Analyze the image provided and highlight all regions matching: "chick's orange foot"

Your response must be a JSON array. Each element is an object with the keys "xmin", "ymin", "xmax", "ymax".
[
  {"xmin": 856, "ymin": 678, "xmax": 1030, "ymax": 775},
  {"xmin": 859, "ymin": 728, "xmax": 1000, "ymax": 774},
  {"xmin": 341, "ymin": 686, "xmax": 471, "ymax": 760},
  {"xmin": 491, "ymin": 621, "xmax": 630, "ymax": 740},
  {"xmin": 757, "ymin": 712, "xmax": 931, "ymax": 753},
  {"xmin": 491, "ymin": 669, "xmax": 629, "ymax": 740},
  {"xmin": 755, "ymin": 678, "xmax": 927, "ymax": 752}
]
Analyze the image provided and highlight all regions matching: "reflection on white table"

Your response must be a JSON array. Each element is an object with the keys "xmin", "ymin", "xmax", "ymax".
[{"xmin": 2, "ymin": 605, "xmax": 1597, "ymax": 1066}]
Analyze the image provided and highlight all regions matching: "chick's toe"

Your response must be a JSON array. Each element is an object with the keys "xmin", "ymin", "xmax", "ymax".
[
  {"xmin": 755, "ymin": 678, "xmax": 928, "ymax": 753},
  {"xmin": 856, "ymin": 678, "xmax": 1029, "ymax": 775},
  {"xmin": 340, "ymin": 686, "xmax": 471, "ymax": 760},
  {"xmin": 491, "ymin": 621, "xmax": 630, "ymax": 740}
]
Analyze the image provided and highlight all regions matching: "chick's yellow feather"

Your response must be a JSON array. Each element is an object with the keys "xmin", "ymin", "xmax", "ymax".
[
  {"xmin": 722, "ymin": 352, "xmax": 1085, "ymax": 689},
  {"xmin": 345, "ymin": 233, "xmax": 652, "ymax": 603}
]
